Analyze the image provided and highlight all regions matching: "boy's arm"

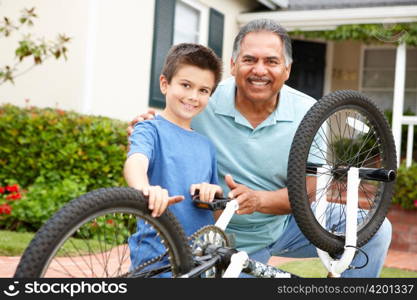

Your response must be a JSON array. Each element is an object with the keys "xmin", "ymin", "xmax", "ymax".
[
  {"xmin": 124, "ymin": 153, "xmax": 184, "ymax": 217},
  {"xmin": 124, "ymin": 153, "xmax": 150, "ymax": 191}
]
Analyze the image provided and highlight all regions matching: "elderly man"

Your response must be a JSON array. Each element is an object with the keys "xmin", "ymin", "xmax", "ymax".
[{"xmin": 129, "ymin": 19, "xmax": 392, "ymax": 277}]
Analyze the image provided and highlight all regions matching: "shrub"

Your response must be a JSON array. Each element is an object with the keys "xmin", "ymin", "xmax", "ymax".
[
  {"xmin": 0, "ymin": 103, "xmax": 128, "ymax": 189},
  {"xmin": 392, "ymin": 163, "xmax": 417, "ymax": 210},
  {"xmin": 1, "ymin": 177, "xmax": 88, "ymax": 232},
  {"xmin": 0, "ymin": 103, "xmax": 129, "ymax": 231}
]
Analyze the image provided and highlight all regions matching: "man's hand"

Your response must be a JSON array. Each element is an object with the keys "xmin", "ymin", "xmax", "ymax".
[
  {"xmin": 142, "ymin": 185, "xmax": 184, "ymax": 218},
  {"xmin": 190, "ymin": 183, "xmax": 223, "ymax": 202},
  {"xmin": 225, "ymin": 174, "xmax": 259, "ymax": 215},
  {"xmin": 127, "ymin": 109, "xmax": 157, "ymax": 137}
]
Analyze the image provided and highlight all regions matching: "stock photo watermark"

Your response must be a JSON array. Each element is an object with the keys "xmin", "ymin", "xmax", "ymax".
[{"xmin": 2, "ymin": 280, "xmax": 128, "ymax": 298}]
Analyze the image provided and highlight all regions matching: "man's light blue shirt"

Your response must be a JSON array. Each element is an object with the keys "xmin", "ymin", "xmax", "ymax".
[{"xmin": 191, "ymin": 77, "xmax": 317, "ymax": 254}]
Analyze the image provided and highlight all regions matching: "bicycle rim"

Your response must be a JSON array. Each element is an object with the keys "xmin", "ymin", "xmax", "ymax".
[
  {"xmin": 14, "ymin": 188, "xmax": 194, "ymax": 278},
  {"xmin": 288, "ymin": 91, "xmax": 396, "ymax": 254}
]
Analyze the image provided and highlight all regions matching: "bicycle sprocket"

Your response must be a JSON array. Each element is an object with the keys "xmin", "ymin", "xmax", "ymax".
[{"xmin": 189, "ymin": 225, "xmax": 231, "ymax": 256}]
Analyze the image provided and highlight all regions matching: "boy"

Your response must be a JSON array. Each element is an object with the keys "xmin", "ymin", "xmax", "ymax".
[{"xmin": 124, "ymin": 43, "xmax": 223, "ymax": 272}]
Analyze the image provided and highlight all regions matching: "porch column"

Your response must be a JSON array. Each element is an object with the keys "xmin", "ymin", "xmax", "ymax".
[{"xmin": 392, "ymin": 42, "xmax": 407, "ymax": 168}]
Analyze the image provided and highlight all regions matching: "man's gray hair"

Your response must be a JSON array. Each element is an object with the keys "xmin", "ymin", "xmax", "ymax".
[{"xmin": 232, "ymin": 19, "xmax": 293, "ymax": 67}]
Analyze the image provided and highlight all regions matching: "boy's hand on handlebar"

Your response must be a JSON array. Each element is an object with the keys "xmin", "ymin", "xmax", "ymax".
[
  {"xmin": 142, "ymin": 185, "xmax": 184, "ymax": 218},
  {"xmin": 225, "ymin": 174, "xmax": 259, "ymax": 215},
  {"xmin": 190, "ymin": 183, "xmax": 223, "ymax": 202},
  {"xmin": 127, "ymin": 109, "xmax": 157, "ymax": 137}
]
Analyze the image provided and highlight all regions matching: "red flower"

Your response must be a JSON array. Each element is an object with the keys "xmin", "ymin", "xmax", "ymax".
[
  {"xmin": 5, "ymin": 193, "xmax": 21, "ymax": 200},
  {"xmin": 55, "ymin": 109, "xmax": 65, "ymax": 116},
  {"xmin": 0, "ymin": 203, "xmax": 12, "ymax": 215},
  {"xmin": 414, "ymin": 199, "xmax": 417, "ymax": 208},
  {"xmin": 5, "ymin": 184, "xmax": 19, "ymax": 193},
  {"xmin": 0, "ymin": 187, "xmax": 5, "ymax": 194},
  {"xmin": 106, "ymin": 219, "xmax": 114, "ymax": 225}
]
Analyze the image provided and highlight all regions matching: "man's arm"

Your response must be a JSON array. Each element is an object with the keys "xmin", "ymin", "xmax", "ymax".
[{"xmin": 225, "ymin": 175, "xmax": 316, "ymax": 215}]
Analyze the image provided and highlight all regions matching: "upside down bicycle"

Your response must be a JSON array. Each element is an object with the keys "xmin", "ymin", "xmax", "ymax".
[{"xmin": 14, "ymin": 90, "xmax": 397, "ymax": 278}]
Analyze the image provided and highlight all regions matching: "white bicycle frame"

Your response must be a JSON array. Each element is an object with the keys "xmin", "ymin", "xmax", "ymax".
[{"xmin": 214, "ymin": 167, "xmax": 361, "ymax": 278}]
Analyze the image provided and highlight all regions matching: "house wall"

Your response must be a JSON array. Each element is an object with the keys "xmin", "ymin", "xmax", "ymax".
[
  {"xmin": 330, "ymin": 40, "xmax": 362, "ymax": 91},
  {"xmin": 0, "ymin": 0, "xmax": 89, "ymax": 112},
  {"xmin": 0, "ymin": 0, "xmax": 254, "ymax": 121},
  {"xmin": 200, "ymin": 0, "xmax": 256, "ymax": 77}
]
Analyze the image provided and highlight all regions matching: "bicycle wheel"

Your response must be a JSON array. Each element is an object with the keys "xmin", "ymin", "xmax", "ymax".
[
  {"xmin": 14, "ymin": 187, "xmax": 194, "ymax": 278},
  {"xmin": 287, "ymin": 90, "xmax": 396, "ymax": 255}
]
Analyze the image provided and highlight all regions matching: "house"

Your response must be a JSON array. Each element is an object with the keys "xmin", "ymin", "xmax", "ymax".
[{"xmin": 1, "ymin": 0, "xmax": 416, "ymax": 163}]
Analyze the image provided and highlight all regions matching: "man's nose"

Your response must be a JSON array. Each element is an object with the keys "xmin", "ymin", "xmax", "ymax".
[{"xmin": 252, "ymin": 61, "xmax": 267, "ymax": 75}]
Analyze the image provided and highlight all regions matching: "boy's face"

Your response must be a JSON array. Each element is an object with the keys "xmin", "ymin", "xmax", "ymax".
[{"xmin": 160, "ymin": 65, "xmax": 215, "ymax": 125}]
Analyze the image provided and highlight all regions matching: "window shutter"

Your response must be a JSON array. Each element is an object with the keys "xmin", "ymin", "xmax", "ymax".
[
  {"xmin": 208, "ymin": 8, "xmax": 224, "ymax": 59},
  {"xmin": 149, "ymin": 0, "xmax": 176, "ymax": 108}
]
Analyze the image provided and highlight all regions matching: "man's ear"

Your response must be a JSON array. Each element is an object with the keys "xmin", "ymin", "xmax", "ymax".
[
  {"xmin": 284, "ymin": 63, "xmax": 292, "ymax": 81},
  {"xmin": 159, "ymin": 75, "xmax": 168, "ymax": 95},
  {"xmin": 230, "ymin": 58, "xmax": 236, "ymax": 77}
]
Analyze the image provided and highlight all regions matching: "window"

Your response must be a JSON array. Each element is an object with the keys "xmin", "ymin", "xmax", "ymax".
[
  {"xmin": 173, "ymin": 0, "xmax": 208, "ymax": 45},
  {"xmin": 149, "ymin": 0, "xmax": 223, "ymax": 108},
  {"xmin": 360, "ymin": 48, "xmax": 417, "ymax": 114}
]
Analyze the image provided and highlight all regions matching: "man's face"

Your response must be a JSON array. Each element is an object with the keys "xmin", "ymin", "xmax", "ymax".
[{"xmin": 231, "ymin": 31, "xmax": 291, "ymax": 104}]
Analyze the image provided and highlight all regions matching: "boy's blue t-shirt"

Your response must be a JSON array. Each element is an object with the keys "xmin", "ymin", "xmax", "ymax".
[{"xmin": 127, "ymin": 115, "xmax": 218, "ymax": 269}]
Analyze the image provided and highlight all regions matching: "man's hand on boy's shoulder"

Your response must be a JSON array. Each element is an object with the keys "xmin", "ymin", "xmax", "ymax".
[{"xmin": 127, "ymin": 109, "xmax": 157, "ymax": 137}]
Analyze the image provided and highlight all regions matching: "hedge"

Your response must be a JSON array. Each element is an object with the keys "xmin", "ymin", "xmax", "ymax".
[
  {"xmin": 392, "ymin": 163, "xmax": 417, "ymax": 210},
  {"xmin": 0, "ymin": 103, "xmax": 128, "ymax": 231},
  {"xmin": 0, "ymin": 103, "xmax": 128, "ymax": 188}
]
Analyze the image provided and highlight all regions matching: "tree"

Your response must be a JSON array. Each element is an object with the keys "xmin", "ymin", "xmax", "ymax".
[{"xmin": 0, "ymin": 7, "xmax": 70, "ymax": 85}]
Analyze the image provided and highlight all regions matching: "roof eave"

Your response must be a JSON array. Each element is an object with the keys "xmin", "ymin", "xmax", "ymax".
[{"xmin": 238, "ymin": 5, "xmax": 417, "ymax": 31}]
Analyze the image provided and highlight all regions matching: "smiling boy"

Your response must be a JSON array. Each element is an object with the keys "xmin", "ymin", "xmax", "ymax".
[{"xmin": 124, "ymin": 43, "xmax": 223, "ymax": 270}]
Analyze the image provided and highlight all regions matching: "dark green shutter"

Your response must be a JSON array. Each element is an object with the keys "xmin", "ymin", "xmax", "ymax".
[
  {"xmin": 149, "ymin": 0, "xmax": 176, "ymax": 108},
  {"xmin": 208, "ymin": 8, "xmax": 224, "ymax": 59}
]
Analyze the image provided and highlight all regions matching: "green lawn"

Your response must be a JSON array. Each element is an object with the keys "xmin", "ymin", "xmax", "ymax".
[
  {"xmin": 0, "ymin": 230, "xmax": 35, "ymax": 256},
  {"xmin": 0, "ymin": 230, "xmax": 111, "ymax": 257},
  {"xmin": 278, "ymin": 258, "xmax": 417, "ymax": 278},
  {"xmin": 1, "ymin": 230, "xmax": 417, "ymax": 278}
]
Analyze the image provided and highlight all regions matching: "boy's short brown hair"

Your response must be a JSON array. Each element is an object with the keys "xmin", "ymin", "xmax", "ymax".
[{"xmin": 161, "ymin": 43, "xmax": 223, "ymax": 93}]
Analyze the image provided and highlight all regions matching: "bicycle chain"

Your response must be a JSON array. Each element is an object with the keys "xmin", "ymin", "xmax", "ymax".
[
  {"xmin": 131, "ymin": 225, "xmax": 230, "ymax": 277},
  {"xmin": 126, "ymin": 239, "xmax": 172, "ymax": 277}
]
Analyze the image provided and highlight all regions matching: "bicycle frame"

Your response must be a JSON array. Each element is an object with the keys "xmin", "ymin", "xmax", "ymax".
[
  {"xmin": 181, "ymin": 167, "xmax": 366, "ymax": 278},
  {"xmin": 315, "ymin": 167, "xmax": 359, "ymax": 277}
]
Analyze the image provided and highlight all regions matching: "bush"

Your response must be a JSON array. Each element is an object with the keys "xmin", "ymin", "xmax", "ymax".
[
  {"xmin": 392, "ymin": 163, "xmax": 417, "ymax": 210},
  {"xmin": 1, "ymin": 177, "xmax": 88, "ymax": 232},
  {"xmin": 0, "ymin": 103, "xmax": 129, "ymax": 231},
  {"xmin": 0, "ymin": 104, "xmax": 128, "ymax": 189}
]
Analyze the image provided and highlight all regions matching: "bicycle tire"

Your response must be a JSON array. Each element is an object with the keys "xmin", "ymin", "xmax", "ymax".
[
  {"xmin": 287, "ymin": 90, "xmax": 396, "ymax": 255},
  {"xmin": 14, "ymin": 187, "xmax": 194, "ymax": 278}
]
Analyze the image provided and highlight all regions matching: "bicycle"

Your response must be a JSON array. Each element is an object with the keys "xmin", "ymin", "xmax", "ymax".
[{"xmin": 14, "ymin": 90, "xmax": 397, "ymax": 278}]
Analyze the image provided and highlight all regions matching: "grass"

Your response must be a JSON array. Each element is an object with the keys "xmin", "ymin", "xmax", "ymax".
[
  {"xmin": 0, "ymin": 230, "xmax": 114, "ymax": 257},
  {"xmin": 2, "ymin": 230, "xmax": 417, "ymax": 278},
  {"xmin": 0, "ymin": 230, "xmax": 35, "ymax": 256},
  {"xmin": 278, "ymin": 258, "xmax": 417, "ymax": 278}
]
